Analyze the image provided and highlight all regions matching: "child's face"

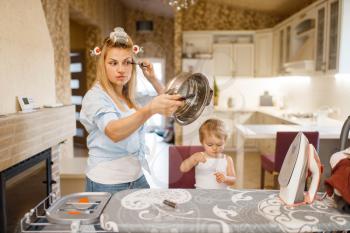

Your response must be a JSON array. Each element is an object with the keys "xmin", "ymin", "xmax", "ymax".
[{"xmin": 202, "ymin": 134, "xmax": 225, "ymax": 157}]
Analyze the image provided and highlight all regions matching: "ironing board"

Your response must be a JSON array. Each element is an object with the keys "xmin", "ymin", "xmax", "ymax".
[{"xmin": 100, "ymin": 189, "xmax": 350, "ymax": 233}]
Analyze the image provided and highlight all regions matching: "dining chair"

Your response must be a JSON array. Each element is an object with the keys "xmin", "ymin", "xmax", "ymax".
[
  {"xmin": 168, "ymin": 145, "xmax": 204, "ymax": 188},
  {"xmin": 260, "ymin": 131, "xmax": 319, "ymax": 189}
]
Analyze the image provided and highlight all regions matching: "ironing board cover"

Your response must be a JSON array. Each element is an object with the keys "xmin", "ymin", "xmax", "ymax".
[{"xmin": 99, "ymin": 189, "xmax": 350, "ymax": 233}]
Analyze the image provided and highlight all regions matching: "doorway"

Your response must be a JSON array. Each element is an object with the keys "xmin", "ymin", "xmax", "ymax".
[{"xmin": 70, "ymin": 20, "xmax": 88, "ymax": 150}]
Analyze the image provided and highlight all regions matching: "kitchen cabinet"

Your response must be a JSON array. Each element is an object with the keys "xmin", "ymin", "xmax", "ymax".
[
  {"xmin": 315, "ymin": 2, "xmax": 327, "ymax": 72},
  {"xmin": 213, "ymin": 43, "xmax": 254, "ymax": 77},
  {"xmin": 314, "ymin": 0, "xmax": 340, "ymax": 73},
  {"xmin": 213, "ymin": 44, "xmax": 234, "ymax": 76},
  {"xmin": 182, "ymin": 32, "xmax": 213, "ymax": 56},
  {"xmin": 255, "ymin": 30, "xmax": 273, "ymax": 77},
  {"xmin": 327, "ymin": 0, "xmax": 339, "ymax": 72},
  {"xmin": 274, "ymin": 0, "xmax": 350, "ymax": 75},
  {"xmin": 234, "ymin": 44, "xmax": 255, "ymax": 77}
]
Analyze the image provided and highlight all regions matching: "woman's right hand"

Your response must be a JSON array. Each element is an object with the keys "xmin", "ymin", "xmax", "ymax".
[{"xmin": 147, "ymin": 94, "xmax": 184, "ymax": 116}]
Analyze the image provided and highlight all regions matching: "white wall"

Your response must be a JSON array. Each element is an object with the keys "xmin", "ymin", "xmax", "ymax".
[
  {"xmin": 216, "ymin": 74, "xmax": 350, "ymax": 121},
  {"xmin": 0, "ymin": 0, "xmax": 56, "ymax": 115}
]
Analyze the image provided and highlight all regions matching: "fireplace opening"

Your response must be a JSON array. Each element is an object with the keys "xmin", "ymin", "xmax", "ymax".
[{"xmin": 0, "ymin": 149, "xmax": 52, "ymax": 233}]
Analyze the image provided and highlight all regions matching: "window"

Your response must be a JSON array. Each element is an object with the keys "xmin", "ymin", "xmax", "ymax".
[{"xmin": 136, "ymin": 58, "xmax": 165, "ymax": 128}]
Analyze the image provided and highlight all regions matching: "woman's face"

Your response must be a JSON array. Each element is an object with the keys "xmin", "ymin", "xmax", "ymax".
[{"xmin": 105, "ymin": 47, "xmax": 134, "ymax": 88}]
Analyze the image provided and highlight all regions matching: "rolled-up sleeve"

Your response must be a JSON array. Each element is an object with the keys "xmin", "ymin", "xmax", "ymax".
[
  {"xmin": 80, "ymin": 88, "xmax": 122, "ymax": 133},
  {"xmin": 94, "ymin": 108, "xmax": 120, "ymax": 132}
]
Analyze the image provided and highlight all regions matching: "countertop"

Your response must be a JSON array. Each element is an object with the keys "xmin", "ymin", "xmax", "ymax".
[{"xmin": 214, "ymin": 106, "xmax": 343, "ymax": 127}]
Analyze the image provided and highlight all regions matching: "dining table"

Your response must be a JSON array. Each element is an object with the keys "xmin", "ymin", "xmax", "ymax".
[
  {"xmin": 99, "ymin": 188, "xmax": 350, "ymax": 233},
  {"xmin": 235, "ymin": 124, "xmax": 344, "ymax": 189}
]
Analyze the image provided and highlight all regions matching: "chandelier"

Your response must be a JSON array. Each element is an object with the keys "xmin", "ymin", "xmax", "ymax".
[{"xmin": 168, "ymin": 0, "xmax": 197, "ymax": 11}]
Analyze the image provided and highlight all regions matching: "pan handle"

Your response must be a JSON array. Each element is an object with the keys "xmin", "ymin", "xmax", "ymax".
[{"xmin": 206, "ymin": 89, "xmax": 213, "ymax": 106}]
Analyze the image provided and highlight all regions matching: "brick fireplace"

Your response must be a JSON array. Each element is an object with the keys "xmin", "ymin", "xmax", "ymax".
[{"xmin": 0, "ymin": 105, "xmax": 75, "ymax": 233}]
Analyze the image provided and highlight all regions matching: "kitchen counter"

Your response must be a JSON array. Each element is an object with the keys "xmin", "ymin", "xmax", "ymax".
[{"xmin": 214, "ymin": 106, "xmax": 343, "ymax": 127}]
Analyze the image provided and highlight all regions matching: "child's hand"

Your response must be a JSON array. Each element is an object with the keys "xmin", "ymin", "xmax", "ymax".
[
  {"xmin": 193, "ymin": 153, "xmax": 206, "ymax": 164},
  {"xmin": 214, "ymin": 172, "xmax": 226, "ymax": 183}
]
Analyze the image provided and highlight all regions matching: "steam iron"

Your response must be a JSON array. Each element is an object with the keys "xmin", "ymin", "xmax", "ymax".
[{"xmin": 278, "ymin": 132, "xmax": 322, "ymax": 206}]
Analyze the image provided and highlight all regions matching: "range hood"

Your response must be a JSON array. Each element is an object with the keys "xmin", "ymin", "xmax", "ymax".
[
  {"xmin": 284, "ymin": 60, "xmax": 315, "ymax": 74},
  {"xmin": 284, "ymin": 18, "xmax": 315, "ymax": 75}
]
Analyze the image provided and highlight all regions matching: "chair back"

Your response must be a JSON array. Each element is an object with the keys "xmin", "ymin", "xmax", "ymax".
[
  {"xmin": 169, "ymin": 145, "xmax": 204, "ymax": 188},
  {"xmin": 274, "ymin": 131, "xmax": 319, "ymax": 172}
]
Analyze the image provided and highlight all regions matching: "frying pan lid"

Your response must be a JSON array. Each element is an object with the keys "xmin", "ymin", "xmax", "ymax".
[{"xmin": 165, "ymin": 72, "xmax": 213, "ymax": 125}]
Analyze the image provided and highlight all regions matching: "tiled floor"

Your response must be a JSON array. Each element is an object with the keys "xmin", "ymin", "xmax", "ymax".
[{"xmin": 61, "ymin": 133, "xmax": 276, "ymax": 194}]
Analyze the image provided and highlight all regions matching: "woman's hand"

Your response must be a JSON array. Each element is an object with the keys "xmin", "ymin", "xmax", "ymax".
[
  {"xmin": 138, "ymin": 59, "xmax": 156, "ymax": 81},
  {"xmin": 138, "ymin": 59, "xmax": 164, "ymax": 94},
  {"xmin": 147, "ymin": 94, "xmax": 184, "ymax": 116}
]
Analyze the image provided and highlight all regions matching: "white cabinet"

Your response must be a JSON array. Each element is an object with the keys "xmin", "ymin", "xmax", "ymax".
[
  {"xmin": 234, "ymin": 44, "xmax": 255, "ymax": 77},
  {"xmin": 182, "ymin": 32, "xmax": 213, "ymax": 57},
  {"xmin": 315, "ymin": 1, "xmax": 328, "ymax": 73},
  {"xmin": 255, "ymin": 30, "xmax": 273, "ymax": 77},
  {"xmin": 213, "ymin": 44, "xmax": 234, "ymax": 76},
  {"xmin": 213, "ymin": 43, "xmax": 254, "ymax": 77},
  {"xmin": 326, "ymin": 0, "xmax": 340, "ymax": 72}
]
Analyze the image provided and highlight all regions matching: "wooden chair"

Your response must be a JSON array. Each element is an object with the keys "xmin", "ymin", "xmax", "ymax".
[
  {"xmin": 168, "ymin": 145, "xmax": 204, "ymax": 188},
  {"xmin": 260, "ymin": 131, "xmax": 319, "ymax": 189}
]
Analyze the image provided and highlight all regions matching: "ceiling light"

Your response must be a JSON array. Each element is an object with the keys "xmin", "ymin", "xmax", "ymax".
[{"xmin": 168, "ymin": 0, "xmax": 197, "ymax": 11}]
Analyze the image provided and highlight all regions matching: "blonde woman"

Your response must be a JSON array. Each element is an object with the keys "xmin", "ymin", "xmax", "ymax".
[{"xmin": 80, "ymin": 27, "xmax": 183, "ymax": 193}]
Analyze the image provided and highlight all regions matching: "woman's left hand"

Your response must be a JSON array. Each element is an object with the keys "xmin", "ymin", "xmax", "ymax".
[{"xmin": 138, "ymin": 59, "xmax": 156, "ymax": 81}]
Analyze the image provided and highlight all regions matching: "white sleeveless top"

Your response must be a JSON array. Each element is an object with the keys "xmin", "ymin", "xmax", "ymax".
[{"xmin": 195, "ymin": 153, "xmax": 228, "ymax": 189}]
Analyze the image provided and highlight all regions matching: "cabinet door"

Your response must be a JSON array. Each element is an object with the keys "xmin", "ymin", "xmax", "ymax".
[
  {"xmin": 315, "ymin": 2, "xmax": 327, "ymax": 72},
  {"xmin": 327, "ymin": 0, "xmax": 339, "ymax": 72},
  {"xmin": 278, "ymin": 28, "xmax": 285, "ymax": 74},
  {"xmin": 213, "ymin": 44, "xmax": 234, "ymax": 76},
  {"xmin": 255, "ymin": 31, "xmax": 273, "ymax": 77},
  {"xmin": 233, "ymin": 44, "xmax": 254, "ymax": 77},
  {"xmin": 272, "ymin": 30, "xmax": 281, "ymax": 76}
]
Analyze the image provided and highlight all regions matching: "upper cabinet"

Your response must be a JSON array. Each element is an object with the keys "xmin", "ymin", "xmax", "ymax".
[
  {"xmin": 213, "ymin": 43, "xmax": 254, "ymax": 77},
  {"xmin": 181, "ymin": 0, "xmax": 350, "ymax": 78},
  {"xmin": 183, "ymin": 31, "xmax": 255, "ymax": 78},
  {"xmin": 327, "ymin": 0, "xmax": 339, "ymax": 72},
  {"xmin": 275, "ymin": 0, "xmax": 349, "ymax": 75},
  {"xmin": 315, "ymin": 1, "xmax": 327, "ymax": 73},
  {"xmin": 255, "ymin": 30, "xmax": 273, "ymax": 77}
]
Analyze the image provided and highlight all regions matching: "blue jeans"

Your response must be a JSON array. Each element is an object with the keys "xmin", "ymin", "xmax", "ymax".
[{"xmin": 85, "ymin": 175, "xmax": 150, "ymax": 194}]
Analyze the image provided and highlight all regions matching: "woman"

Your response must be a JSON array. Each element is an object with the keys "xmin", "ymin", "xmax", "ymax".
[{"xmin": 80, "ymin": 27, "xmax": 183, "ymax": 193}]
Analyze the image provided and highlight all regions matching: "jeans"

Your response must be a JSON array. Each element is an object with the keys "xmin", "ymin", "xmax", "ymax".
[{"xmin": 85, "ymin": 175, "xmax": 150, "ymax": 194}]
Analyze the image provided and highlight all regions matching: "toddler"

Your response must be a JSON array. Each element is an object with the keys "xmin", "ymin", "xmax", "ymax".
[{"xmin": 180, "ymin": 119, "xmax": 236, "ymax": 189}]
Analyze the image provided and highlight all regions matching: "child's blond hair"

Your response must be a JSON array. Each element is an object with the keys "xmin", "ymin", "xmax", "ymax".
[{"xmin": 199, "ymin": 119, "xmax": 227, "ymax": 143}]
